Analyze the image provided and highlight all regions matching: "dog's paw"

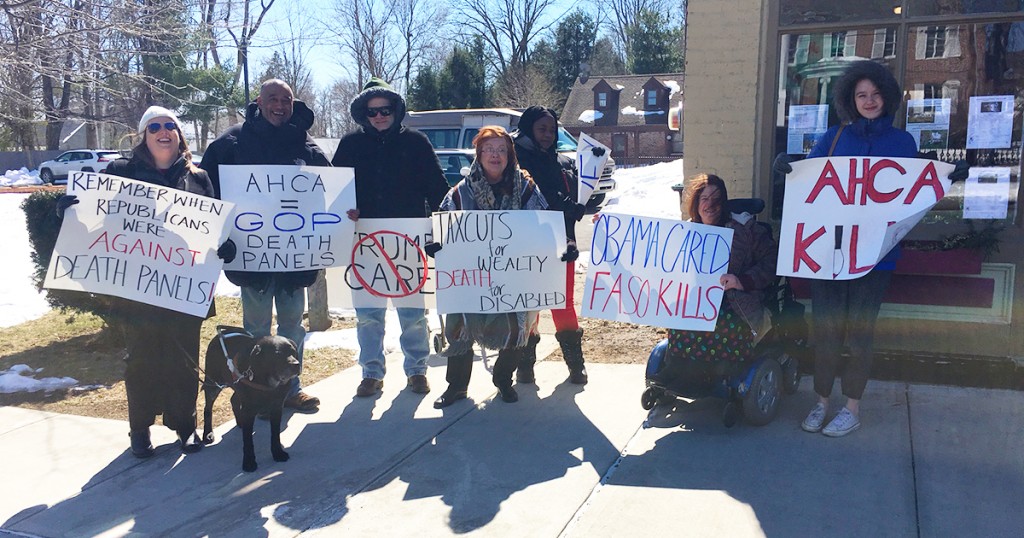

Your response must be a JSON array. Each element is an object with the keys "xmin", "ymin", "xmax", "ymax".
[
  {"xmin": 203, "ymin": 432, "xmax": 215, "ymax": 445},
  {"xmin": 272, "ymin": 449, "xmax": 290, "ymax": 463},
  {"xmin": 242, "ymin": 458, "xmax": 258, "ymax": 473}
]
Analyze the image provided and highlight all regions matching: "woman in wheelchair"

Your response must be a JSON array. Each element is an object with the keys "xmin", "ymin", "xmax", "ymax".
[{"xmin": 652, "ymin": 173, "xmax": 779, "ymax": 392}]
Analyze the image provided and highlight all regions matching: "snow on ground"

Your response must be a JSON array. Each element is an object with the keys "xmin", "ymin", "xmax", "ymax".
[
  {"xmin": 1, "ymin": 168, "xmax": 43, "ymax": 187},
  {"xmin": 0, "ymin": 160, "xmax": 678, "ymax": 392}
]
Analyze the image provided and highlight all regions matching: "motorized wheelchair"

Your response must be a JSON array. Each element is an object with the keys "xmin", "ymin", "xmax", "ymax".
[{"xmin": 640, "ymin": 198, "xmax": 809, "ymax": 427}]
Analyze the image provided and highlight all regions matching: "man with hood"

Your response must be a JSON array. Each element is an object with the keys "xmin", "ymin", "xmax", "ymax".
[
  {"xmin": 200, "ymin": 78, "xmax": 330, "ymax": 413},
  {"xmin": 333, "ymin": 77, "xmax": 449, "ymax": 398}
]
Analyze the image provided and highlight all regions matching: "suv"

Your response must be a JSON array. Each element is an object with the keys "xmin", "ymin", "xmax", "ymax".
[
  {"xmin": 406, "ymin": 108, "xmax": 616, "ymax": 208},
  {"xmin": 436, "ymin": 149, "xmax": 475, "ymax": 186},
  {"xmin": 39, "ymin": 149, "xmax": 122, "ymax": 184}
]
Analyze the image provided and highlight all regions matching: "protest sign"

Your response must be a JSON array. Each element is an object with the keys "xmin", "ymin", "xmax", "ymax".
[
  {"xmin": 583, "ymin": 213, "xmax": 733, "ymax": 331},
  {"xmin": 432, "ymin": 210, "xmax": 566, "ymax": 314},
  {"xmin": 778, "ymin": 156, "xmax": 954, "ymax": 280},
  {"xmin": 44, "ymin": 171, "xmax": 234, "ymax": 317},
  {"xmin": 576, "ymin": 133, "xmax": 611, "ymax": 205},
  {"xmin": 326, "ymin": 218, "xmax": 436, "ymax": 309},
  {"xmin": 219, "ymin": 165, "xmax": 356, "ymax": 272}
]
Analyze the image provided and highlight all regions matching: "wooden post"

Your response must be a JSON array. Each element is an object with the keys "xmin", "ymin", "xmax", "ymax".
[{"xmin": 306, "ymin": 269, "xmax": 332, "ymax": 332}]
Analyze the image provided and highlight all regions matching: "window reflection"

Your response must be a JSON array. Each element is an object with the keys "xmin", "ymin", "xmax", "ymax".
[
  {"xmin": 780, "ymin": 0, "xmax": 901, "ymax": 25},
  {"xmin": 909, "ymin": 0, "xmax": 1023, "ymax": 17}
]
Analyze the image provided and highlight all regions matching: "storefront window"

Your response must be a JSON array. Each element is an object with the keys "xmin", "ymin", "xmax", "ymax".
[
  {"xmin": 772, "ymin": 24, "xmax": 1023, "ymax": 225},
  {"xmin": 909, "ymin": 0, "xmax": 1024, "ymax": 17},
  {"xmin": 780, "ymin": 0, "xmax": 901, "ymax": 25}
]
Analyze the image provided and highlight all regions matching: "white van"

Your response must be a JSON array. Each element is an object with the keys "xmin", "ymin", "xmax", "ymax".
[{"xmin": 405, "ymin": 108, "xmax": 616, "ymax": 208}]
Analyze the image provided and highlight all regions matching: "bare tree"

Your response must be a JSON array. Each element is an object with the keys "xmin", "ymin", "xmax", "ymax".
[
  {"xmin": 455, "ymin": 0, "xmax": 564, "ymax": 78},
  {"xmin": 596, "ymin": 0, "xmax": 684, "ymax": 59},
  {"xmin": 491, "ymin": 63, "xmax": 561, "ymax": 109}
]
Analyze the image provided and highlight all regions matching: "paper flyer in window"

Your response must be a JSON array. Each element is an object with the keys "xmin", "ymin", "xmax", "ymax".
[
  {"xmin": 963, "ymin": 167, "xmax": 1011, "ymax": 219},
  {"xmin": 966, "ymin": 95, "xmax": 1014, "ymax": 149},
  {"xmin": 905, "ymin": 98, "xmax": 951, "ymax": 150},
  {"xmin": 786, "ymin": 104, "xmax": 829, "ymax": 155}
]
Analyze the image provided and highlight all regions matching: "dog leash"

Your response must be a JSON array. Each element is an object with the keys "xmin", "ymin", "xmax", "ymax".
[{"xmin": 213, "ymin": 326, "xmax": 279, "ymax": 391}]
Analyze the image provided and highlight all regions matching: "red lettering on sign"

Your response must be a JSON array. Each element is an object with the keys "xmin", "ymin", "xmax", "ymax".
[
  {"xmin": 905, "ymin": 161, "xmax": 945, "ymax": 204},
  {"xmin": 806, "ymin": 160, "xmax": 848, "ymax": 204},
  {"xmin": 793, "ymin": 223, "xmax": 824, "ymax": 273},
  {"xmin": 847, "ymin": 225, "xmax": 874, "ymax": 275}
]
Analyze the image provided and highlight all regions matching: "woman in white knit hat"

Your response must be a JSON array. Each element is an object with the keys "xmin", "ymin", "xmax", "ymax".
[{"xmin": 56, "ymin": 105, "xmax": 236, "ymax": 458}]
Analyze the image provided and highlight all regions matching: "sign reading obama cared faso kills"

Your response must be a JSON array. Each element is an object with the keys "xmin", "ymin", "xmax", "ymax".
[
  {"xmin": 583, "ymin": 213, "xmax": 733, "ymax": 332},
  {"xmin": 219, "ymin": 165, "xmax": 356, "ymax": 272},
  {"xmin": 778, "ymin": 156, "xmax": 954, "ymax": 280},
  {"xmin": 325, "ymin": 218, "xmax": 437, "ymax": 309},
  {"xmin": 431, "ymin": 210, "xmax": 567, "ymax": 314},
  {"xmin": 44, "ymin": 171, "xmax": 235, "ymax": 317}
]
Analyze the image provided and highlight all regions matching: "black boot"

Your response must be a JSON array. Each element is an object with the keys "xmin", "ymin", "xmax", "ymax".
[
  {"xmin": 434, "ymin": 352, "xmax": 473, "ymax": 409},
  {"xmin": 516, "ymin": 333, "xmax": 541, "ymax": 384},
  {"xmin": 556, "ymin": 329, "xmax": 588, "ymax": 385},
  {"xmin": 129, "ymin": 429, "xmax": 154, "ymax": 458},
  {"xmin": 178, "ymin": 430, "xmax": 204, "ymax": 454},
  {"xmin": 493, "ymin": 348, "xmax": 520, "ymax": 402}
]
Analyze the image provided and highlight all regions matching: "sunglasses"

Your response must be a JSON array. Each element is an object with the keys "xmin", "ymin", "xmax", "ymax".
[
  {"xmin": 366, "ymin": 106, "xmax": 393, "ymax": 118},
  {"xmin": 146, "ymin": 121, "xmax": 177, "ymax": 134}
]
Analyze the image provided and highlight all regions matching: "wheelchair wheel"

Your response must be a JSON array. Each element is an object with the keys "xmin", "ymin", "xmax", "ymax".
[
  {"xmin": 781, "ymin": 354, "xmax": 800, "ymax": 395},
  {"xmin": 432, "ymin": 333, "xmax": 445, "ymax": 353},
  {"xmin": 743, "ymin": 359, "xmax": 782, "ymax": 426},
  {"xmin": 641, "ymin": 387, "xmax": 664, "ymax": 410}
]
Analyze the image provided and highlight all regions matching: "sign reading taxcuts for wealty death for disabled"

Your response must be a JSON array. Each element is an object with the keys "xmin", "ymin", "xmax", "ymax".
[
  {"xmin": 431, "ymin": 210, "xmax": 567, "ymax": 314},
  {"xmin": 44, "ymin": 172, "xmax": 235, "ymax": 317},
  {"xmin": 325, "ymin": 218, "xmax": 436, "ymax": 309},
  {"xmin": 219, "ymin": 165, "xmax": 356, "ymax": 271},
  {"xmin": 583, "ymin": 213, "xmax": 734, "ymax": 331},
  {"xmin": 778, "ymin": 157, "xmax": 954, "ymax": 280}
]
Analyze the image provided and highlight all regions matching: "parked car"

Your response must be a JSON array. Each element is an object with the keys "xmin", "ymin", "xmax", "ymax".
[
  {"xmin": 407, "ymin": 108, "xmax": 616, "ymax": 209},
  {"xmin": 39, "ymin": 149, "xmax": 122, "ymax": 184},
  {"xmin": 435, "ymin": 149, "xmax": 475, "ymax": 186}
]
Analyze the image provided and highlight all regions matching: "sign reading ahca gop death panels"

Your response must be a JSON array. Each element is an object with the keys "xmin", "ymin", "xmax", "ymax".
[
  {"xmin": 219, "ymin": 165, "xmax": 356, "ymax": 272},
  {"xmin": 778, "ymin": 156, "xmax": 954, "ymax": 281},
  {"xmin": 44, "ymin": 171, "xmax": 234, "ymax": 317}
]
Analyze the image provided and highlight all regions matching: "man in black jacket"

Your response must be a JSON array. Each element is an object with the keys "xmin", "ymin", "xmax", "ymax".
[
  {"xmin": 200, "ymin": 79, "xmax": 330, "ymax": 412},
  {"xmin": 334, "ymin": 77, "xmax": 449, "ymax": 397}
]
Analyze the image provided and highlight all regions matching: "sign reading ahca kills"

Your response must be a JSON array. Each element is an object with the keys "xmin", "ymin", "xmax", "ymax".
[{"xmin": 778, "ymin": 156, "xmax": 955, "ymax": 281}]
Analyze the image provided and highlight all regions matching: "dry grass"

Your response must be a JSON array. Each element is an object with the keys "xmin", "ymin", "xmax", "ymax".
[{"xmin": 0, "ymin": 298, "xmax": 356, "ymax": 428}]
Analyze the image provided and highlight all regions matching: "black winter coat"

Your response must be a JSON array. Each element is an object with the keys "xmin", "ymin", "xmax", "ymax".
[
  {"xmin": 332, "ymin": 126, "xmax": 448, "ymax": 218},
  {"xmin": 513, "ymin": 134, "xmax": 578, "ymax": 241},
  {"xmin": 200, "ymin": 100, "xmax": 330, "ymax": 292}
]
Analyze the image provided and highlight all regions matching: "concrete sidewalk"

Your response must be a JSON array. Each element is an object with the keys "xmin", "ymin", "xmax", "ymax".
[{"xmin": 1, "ymin": 338, "xmax": 1022, "ymax": 537}]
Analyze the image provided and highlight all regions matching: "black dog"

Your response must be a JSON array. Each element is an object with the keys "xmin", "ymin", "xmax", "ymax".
[{"xmin": 202, "ymin": 326, "xmax": 301, "ymax": 472}]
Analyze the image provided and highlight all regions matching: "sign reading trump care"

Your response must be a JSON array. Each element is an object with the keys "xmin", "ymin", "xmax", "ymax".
[
  {"xmin": 778, "ymin": 156, "xmax": 954, "ymax": 280},
  {"xmin": 44, "ymin": 171, "xmax": 234, "ymax": 317},
  {"xmin": 583, "ymin": 213, "xmax": 733, "ymax": 331},
  {"xmin": 326, "ymin": 218, "xmax": 436, "ymax": 309},
  {"xmin": 431, "ymin": 210, "xmax": 566, "ymax": 314},
  {"xmin": 219, "ymin": 165, "xmax": 356, "ymax": 272}
]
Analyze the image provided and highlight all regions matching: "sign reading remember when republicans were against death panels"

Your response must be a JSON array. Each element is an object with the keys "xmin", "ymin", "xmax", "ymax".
[{"xmin": 44, "ymin": 172, "xmax": 234, "ymax": 318}]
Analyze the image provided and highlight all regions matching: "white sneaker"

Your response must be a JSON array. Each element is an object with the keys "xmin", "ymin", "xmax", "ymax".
[
  {"xmin": 801, "ymin": 402, "xmax": 827, "ymax": 432},
  {"xmin": 822, "ymin": 407, "xmax": 860, "ymax": 437}
]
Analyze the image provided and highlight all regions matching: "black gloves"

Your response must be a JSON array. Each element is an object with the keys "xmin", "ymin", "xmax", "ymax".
[
  {"xmin": 562, "ymin": 194, "xmax": 587, "ymax": 222},
  {"xmin": 55, "ymin": 194, "xmax": 79, "ymax": 218},
  {"xmin": 561, "ymin": 241, "xmax": 579, "ymax": 262},
  {"xmin": 217, "ymin": 239, "xmax": 236, "ymax": 263},
  {"xmin": 423, "ymin": 242, "xmax": 442, "ymax": 258},
  {"xmin": 772, "ymin": 153, "xmax": 793, "ymax": 175},
  {"xmin": 949, "ymin": 160, "xmax": 969, "ymax": 182},
  {"xmin": 591, "ymin": 146, "xmax": 606, "ymax": 157}
]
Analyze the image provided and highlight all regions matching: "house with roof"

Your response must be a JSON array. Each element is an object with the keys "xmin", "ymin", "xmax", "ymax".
[{"xmin": 560, "ymin": 73, "xmax": 684, "ymax": 166}]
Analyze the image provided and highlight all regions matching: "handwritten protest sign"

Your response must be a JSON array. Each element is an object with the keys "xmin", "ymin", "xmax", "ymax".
[
  {"xmin": 576, "ymin": 133, "xmax": 611, "ymax": 205},
  {"xmin": 326, "ymin": 218, "xmax": 436, "ymax": 309},
  {"xmin": 44, "ymin": 172, "xmax": 234, "ymax": 317},
  {"xmin": 432, "ymin": 210, "xmax": 566, "ymax": 314},
  {"xmin": 778, "ymin": 156, "xmax": 954, "ymax": 280},
  {"xmin": 583, "ymin": 213, "xmax": 733, "ymax": 331},
  {"xmin": 219, "ymin": 165, "xmax": 356, "ymax": 272}
]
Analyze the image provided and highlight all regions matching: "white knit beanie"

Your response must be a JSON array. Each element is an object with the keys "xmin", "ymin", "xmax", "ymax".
[{"xmin": 138, "ymin": 106, "xmax": 181, "ymax": 134}]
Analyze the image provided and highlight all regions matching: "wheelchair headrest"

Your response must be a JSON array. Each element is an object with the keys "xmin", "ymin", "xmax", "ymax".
[{"xmin": 725, "ymin": 198, "xmax": 765, "ymax": 215}]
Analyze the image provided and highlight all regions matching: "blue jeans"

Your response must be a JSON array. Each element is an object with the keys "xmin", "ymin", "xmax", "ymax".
[
  {"xmin": 241, "ymin": 282, "xmax": 307, "ymax": 397},
  {"xmin": 355, "ymin": 308, "xmax": 430, "ymax": 380}
]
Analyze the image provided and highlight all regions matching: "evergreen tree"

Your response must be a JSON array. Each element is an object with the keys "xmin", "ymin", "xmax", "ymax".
[
  {"xmin": 439, "ymin": 38, "xmax": 488, "ymax": 108},
  {"xmin": 589, "ymin": 37, "xmax": 627, "ymax": 77},
  {"xmin": 626, "ymin": 10, "xmax": 684, "ymax": 74},
  {"xmin": 409, "ymin": 66, "xmax": 442, "ymax": 111},
  {"xmin": 552, "ymin": 11, "xmax": 597, "ymax": 93}
]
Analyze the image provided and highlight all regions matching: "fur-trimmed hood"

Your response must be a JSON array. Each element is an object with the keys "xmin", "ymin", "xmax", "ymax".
[
  {"xmin": 833, "ymin": 60, "xmax": 903, "ymax": 123},
  {"xmin": 349, "ymin": 77, "xmax": 407, "ymax": 134}
]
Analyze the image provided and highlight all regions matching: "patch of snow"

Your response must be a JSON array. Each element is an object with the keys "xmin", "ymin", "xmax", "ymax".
[
  {"xmin": 615, "ymin": 84, "xmax": 625, "ymax": 90},
  {"xmin": 664, "ymin": 80, "xmax": 681, "ymax": 98},
  {"xmin": 0, "ymin": 364, "xmax": 78, "ymax": 394},
  {"xmin": 0, "ymin": 194, "xmax": 53, "ymax": 328},
  {"xmin": 621, "ymin": 107, "xmax": 666, "ymax": 117},
  {"xmin": 603, "ymin": 159, "xmax": 684, "ymax": 220},
  {"xmin": 1, "ymin": 168, "xmax": 42, "ymax": 187},
  {"xmin": 578, "ymin": 110, "xmax": 603, "ymax": 123}
]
